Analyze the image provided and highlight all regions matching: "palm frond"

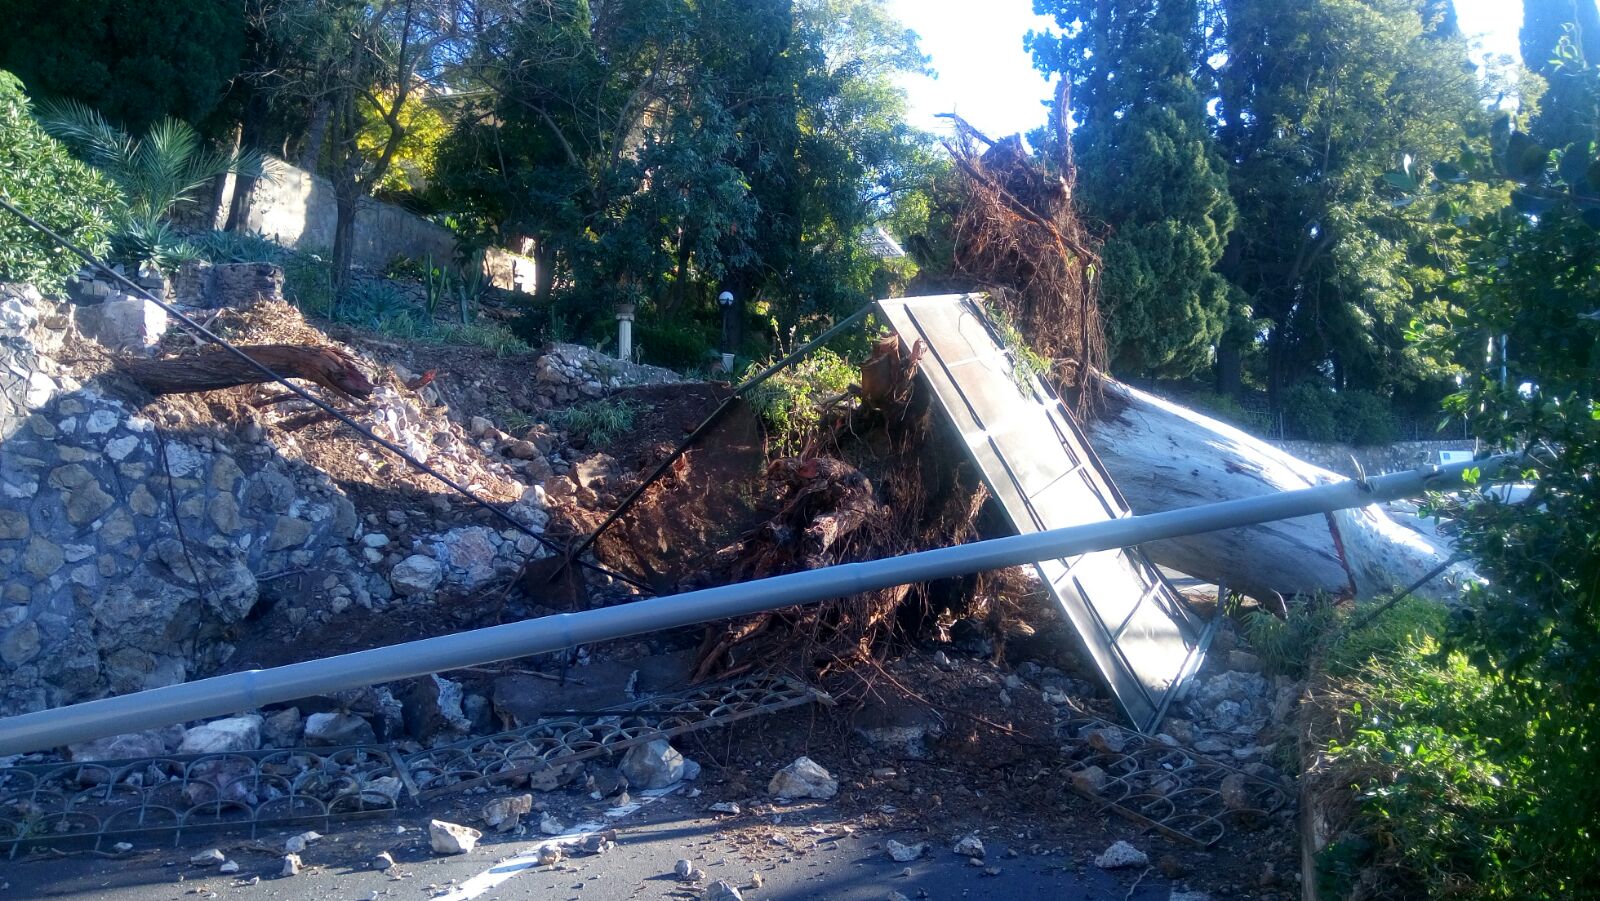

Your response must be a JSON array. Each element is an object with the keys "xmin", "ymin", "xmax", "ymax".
[{"xmin": 35, "ymin": 98, "xmax": 137, "ymax": 178}]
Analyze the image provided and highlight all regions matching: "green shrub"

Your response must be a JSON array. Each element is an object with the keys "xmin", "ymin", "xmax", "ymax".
[
  {"xmin": 637, "ymin": 319, "xmax": 715, "ymax": 371},
  {"xmin": 743, "ymin": 347, "xmax": 858, "ymax": 456},
  {"xmin": 0, "ymin": 71, "xmax": 119, "ymax": 292},
  {"xmin": 1314, "ymin": 599, "xmax": 1532, "ymax": 900},
  {"xmin": 1283, "ymin": 382, "xmax": 1342, "ymax": 442},
  {"xmin": 1282, "ymin": 382, "xmax": 1400, "ymax": 445},
  {"xmin": 545, "ymin": 398, "xmax": 645, "ymax": 446}
]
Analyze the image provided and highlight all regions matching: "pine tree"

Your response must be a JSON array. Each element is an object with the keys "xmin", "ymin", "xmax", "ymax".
[
  {"xmin": 1214, "ymin": 0, "xmax": 1485, "ymax": 404},
  {"xmin": 1031, "ymin": 0, "xmax": 1236, "ymax": 378}
]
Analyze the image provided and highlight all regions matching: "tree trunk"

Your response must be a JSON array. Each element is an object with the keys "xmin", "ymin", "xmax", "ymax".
[
  {"xmin": 332, "ymin": 177, "xmax": 359, "ymax": 297},
  {"xmin": 116, "ymin": 344, "xmax": 375, "ymax": 399},
  {"xmin": 225, "ymin": 92, "xmax": 270, "ymax": 232},
  {"xmin": 299, "ymin": 99, "xmax": 332, "ymax": 172},
  {"xmin": 1085, "ymin": 379, "xmax": 1471, "ymax": 604}
]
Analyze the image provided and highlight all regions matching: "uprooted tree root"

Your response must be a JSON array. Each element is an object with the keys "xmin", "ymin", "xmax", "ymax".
[
  {"xmin": 689, "ymin": 338, "xmax": 1022, "ymax": 682},
  {"xmin": 939, "ymin": 101, "xmax": 1106, "ymax": 417}
]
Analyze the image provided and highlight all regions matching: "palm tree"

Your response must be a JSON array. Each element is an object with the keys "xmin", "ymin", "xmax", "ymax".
[{"xmin": 37, "ymin": 100, "xmax": 273, "ymax": 269}]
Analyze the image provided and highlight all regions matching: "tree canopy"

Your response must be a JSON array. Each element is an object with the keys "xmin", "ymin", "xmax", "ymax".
[{"xmin": 0, "ymin": 0, "xmax": 246, "ymax": 129}]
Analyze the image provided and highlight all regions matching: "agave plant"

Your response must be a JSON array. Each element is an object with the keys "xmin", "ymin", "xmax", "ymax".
[{"xmin": 36, "ymin": 100, "xmax": 273, "ymax": 270}]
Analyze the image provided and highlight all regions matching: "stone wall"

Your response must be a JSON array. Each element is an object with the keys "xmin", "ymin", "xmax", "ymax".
[
  {"xmin": 0, "ymin": 285, "xmax": 368, "ymax": 715},
  {"xmin": 215, "ymin": 159, "xmax": 537, "ymax": 291},
  {"xmin": 1272, "ymin": 439, "xmax": 1478, "ymax": 478},
  {"xmin": 0, "ymin": 281, "xmax": 555, "ymax": 718}
]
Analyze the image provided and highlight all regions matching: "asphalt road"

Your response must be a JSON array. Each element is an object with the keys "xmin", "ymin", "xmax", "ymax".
[{"xmin": 1, "ymin": 788, "xmax": 1183, "ymax": 901}]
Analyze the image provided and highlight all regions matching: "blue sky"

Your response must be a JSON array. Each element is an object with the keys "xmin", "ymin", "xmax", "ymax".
[{"xmin": 888, "ymin": 0, "xmax": 1525, "ymax": 138}]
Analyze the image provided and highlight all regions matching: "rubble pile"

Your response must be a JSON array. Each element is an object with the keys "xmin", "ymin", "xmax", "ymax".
[{"xmin": 0, "ymin": 273, "xmax": 679, "ymax": 718}]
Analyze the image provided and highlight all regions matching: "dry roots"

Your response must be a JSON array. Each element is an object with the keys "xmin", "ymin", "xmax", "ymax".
[{"xmin": 939, "ymin": 97, "xmax": 1106, "ymax": 416}]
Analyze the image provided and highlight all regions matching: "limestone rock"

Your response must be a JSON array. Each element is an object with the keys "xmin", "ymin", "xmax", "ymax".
[
  {"xmin": 481, "ymin": 793, "xmax": 534, "ymax": 832},
  {"xmin": 886, "ymin": 840, "xmax": 926, "ymax": 862},
  {"xmin": 303, "ymin": 711, "xmax": 377, "ymax": 746},
  {"xmin": 1094, "ymin": 840, "xmax": 1149, "ymax": 869},
  {"xmin": 389, "ymin": 554, "xmax": 443, "ymax": 596},
  {"xmin": 768, "ymin": 756, "xmax": 838, "ymax": 799},
  {"xmin": 178, "ymin": 715, "xmax": 263, "ymax": 754},
  {"xmin": 953, "ymin": 834, "xmax": 986, "ymax": 858},
  {"xmin": 280, "ymin": 853, "xmax": 301, "ymax": 877},
  {"xmin": 1071, "ymin": 765, "xmax": 1109, "ymax": 795},
  {"xmin": 284, "ymin": 831, "xmax": 321, "ymax": 853},
  {"xmin": 429, "ymin": 819, "xmax": 482, "ymax": 854},
  {"xmin": 69, "ymin": 727, "xmax": 185, "ymax": 762},
  {"xmin": 701, "ymin": 880, "xmax": 743, "ymax": 901},
  {"xmin": 621, "ymin": 739, "xmax": 687, "ymax": 789},
  {"xmin": 403, "ymin": 674, "xmax": 471, "ymax": 741},
  {"xmin": 262, "ymin": 707, "xmax": 302, "ymax": 747},
  {"xmin": 1219, "ymin": 772, "xmax": 1252, "ymax": 810}
]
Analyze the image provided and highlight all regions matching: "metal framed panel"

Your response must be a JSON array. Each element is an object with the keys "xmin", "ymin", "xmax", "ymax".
[{"xmin": 876, "ymin": 294, "xmax": 1209, "ymax": 731}]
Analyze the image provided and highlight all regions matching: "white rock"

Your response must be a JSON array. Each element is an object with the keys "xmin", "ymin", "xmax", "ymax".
[
  {"xmin": 481, "ymin": 793, "xmax": 533, "ymax": 831},
  {"xmin": 539, "ymin": 812, "xmax": 565, "ymax": 835},
  {"xmin": 886, "ymin": 840, "xmax": 927, "ymax": 862},
  {"xmin": 219, "ymin": 860, "xmax": 239, "ymax": 874},
  {"xmin": 620, "ymin": 739, "xmax": 686, "ymax": 788},
  {"xmin": 389, "ymin": 554, "xmax": 443, "ymax": 595},
  {"xmin": 178, "ymin": 715, "xmax": 263, "ymax": 754},
  {"xmin": 284, "ymin": 831, "xmax": 321, "ymax": 853},
  {"xmin": 708, "ymin": 801, "xmax": 741, "ymax": 815},
  {"xmin": 1094, "ymin": 840, "xmax": 1149, "ymax": 869},
  {"xmin": 953, "ymin": 833, "xmax": 985, "ymax": 858},
  {"xmin": 105, "ymin": 435, "xmax": 142, "ymax": 461},
  {"xmin": 701, "ymin": 880, "xmax": 743, "ymax": 901},
  {"xmin": 280, "ymin": 853, "xmax": 301, "ymax": 877},
  {"xmin": 190, "ymin": 848, "xmax": 226, "ymax": 866},
  {"xmin": 768, "ymin": 756, "xmax": 838, "ymax": 799},
  {"xmin": 674, "ymin": 858, "xmax": 696, "ymax": 879},
  {"xmin": 85, "ymin": 409, "xmax": 118, "ymax": 434},
  {"xmin": 429, "ymin": 819, "xmax": 482, "ymax": 854}
]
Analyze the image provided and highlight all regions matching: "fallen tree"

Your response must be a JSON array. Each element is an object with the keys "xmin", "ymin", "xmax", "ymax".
[
  {"xmin": 116, "ymin": 344, "xmax": 375, "ymax": 399},
  {"xmin": 1088, "ymin": 379, "xmax": 1470, "ymax": 603}
]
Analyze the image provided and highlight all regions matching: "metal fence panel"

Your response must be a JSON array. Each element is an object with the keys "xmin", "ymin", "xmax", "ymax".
[{"xmin": 876, "ymin": 295, "xmax": 1209, "ymax": 731}]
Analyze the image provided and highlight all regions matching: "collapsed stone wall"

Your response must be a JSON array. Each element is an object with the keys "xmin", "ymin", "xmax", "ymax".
[
  {"xmin": 0, "ymin": 282, "xmax": 564, "ymax": 718},
  {"xmin": 0, "ymin": 284, "xmax": 371, "ymax": 715}
]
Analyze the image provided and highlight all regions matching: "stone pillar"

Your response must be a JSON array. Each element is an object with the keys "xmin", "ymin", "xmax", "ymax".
[{"xmin": 615, "ymin": 302, "xmax": 636, "ymax": 362}]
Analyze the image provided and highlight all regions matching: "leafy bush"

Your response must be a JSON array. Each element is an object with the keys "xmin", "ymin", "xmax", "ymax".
[
  {"xmin": 0, "ymin": 71, "xmax": 119, "ymax": 292},
  {"xmin": 545, "ymin": 398, "xmax": 645, "ymax": 446},
  {"xmin": 1282, "ymin": 382, "xmax": 1342, "ymax": 442},
  {"xmin": 637, "ymin": 319, "xmax": 715, "ymax": 371},
  {"xmin": 743, "ymin": 347, "xmax": 857, "ymax": 456},
  {"xmin": 1282, "ymin": 382, "xmax": 1400, "ymax": 445},
  {"xmin": 1313, "ymin": 599, "xmax": 1532, "ymax": 900}
]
